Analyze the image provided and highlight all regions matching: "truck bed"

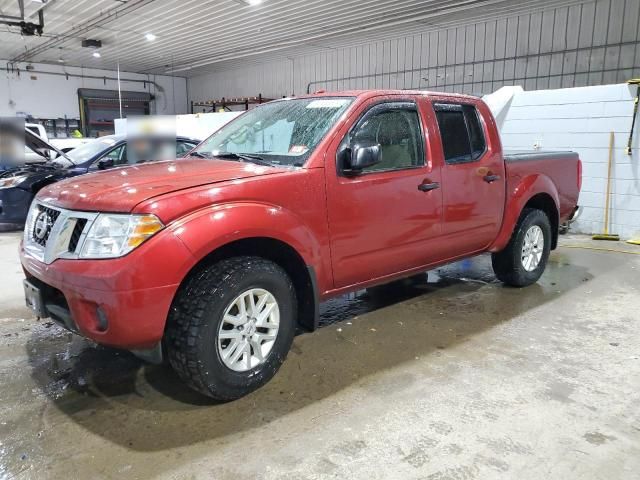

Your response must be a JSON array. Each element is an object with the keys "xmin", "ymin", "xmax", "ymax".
[
  {"xmin": 504, "ymin": 151, "xmax": 579, "ymax": 162},
  {"xmin": 503, "ymin": 150, "xmax": 581, "ymax": 222}
]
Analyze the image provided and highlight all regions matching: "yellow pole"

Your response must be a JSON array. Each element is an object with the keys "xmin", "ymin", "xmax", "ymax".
[
  {"xmin": 593, "ymin": 132, "xmax": 619, "ymax": 240},
  {"xmin": 603, "ymin": 132, "xmax": 614, "ymax": 234}
]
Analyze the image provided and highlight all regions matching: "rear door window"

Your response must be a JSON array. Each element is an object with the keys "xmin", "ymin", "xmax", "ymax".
[
  {"xmin": 434, "ymin": 103, "xmax": 486, "ymax": 164},
  {"xmin": 464, "ymin": 105, "xmax": 486, "ymax": 160}
]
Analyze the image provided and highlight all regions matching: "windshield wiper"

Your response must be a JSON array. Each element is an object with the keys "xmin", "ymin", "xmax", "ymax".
[
  {"xmin": 213, "ymin": 152, "xmax": 274, "ymax": 167},
  {"xmin": 189, "ymin": 151, "xmax": 210, "ymax": 159}
]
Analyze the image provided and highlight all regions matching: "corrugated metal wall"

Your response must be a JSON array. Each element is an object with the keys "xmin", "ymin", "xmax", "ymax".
[{"xmin": 188, "ymin": 0, "xmax": 640, "ymax": 104}]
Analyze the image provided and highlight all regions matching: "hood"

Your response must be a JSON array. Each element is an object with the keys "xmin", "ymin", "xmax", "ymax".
[
  {"xmin": 38, "ymin": 158, "xmax": 286, "ymax": 212},
  {"xmin": 25, "ymin": 128, "xmax": 55, "ymax": 155},
  {"xmin": 24, "ymin": 129, "xmax": 73, "ymax": 164}
]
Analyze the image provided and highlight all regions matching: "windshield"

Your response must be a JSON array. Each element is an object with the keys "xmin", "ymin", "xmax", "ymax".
[
  {"xmin": 53, "ymin": 136, "xmax": 120, "ymax": 166},
  {"xmin": 194, "ymin": 97, "xmax": 354, "ymax": 166}
]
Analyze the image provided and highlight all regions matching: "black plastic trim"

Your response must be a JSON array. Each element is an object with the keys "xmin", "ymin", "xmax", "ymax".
[{"xmin": 306, "ymin": 265, "xmax": 321, "ymax": 331}]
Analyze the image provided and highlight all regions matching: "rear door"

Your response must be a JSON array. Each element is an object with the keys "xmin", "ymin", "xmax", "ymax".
[
  {"xmin": 432, "ymin": 101, "xmax": 505, "ymax": 255},
  {"xmin": 325, "ymin": 97, "xmax": 443, "ymax": 288}
]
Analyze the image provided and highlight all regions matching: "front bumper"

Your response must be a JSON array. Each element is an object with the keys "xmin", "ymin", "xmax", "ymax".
[{"xmin": 20, "ymin": 229, "xmax": 196, "ymax": 350}]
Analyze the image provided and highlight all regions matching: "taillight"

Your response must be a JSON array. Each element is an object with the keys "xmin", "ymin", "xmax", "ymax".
[{"xmin": 577, "ymin": 159, "xmax": 582, "ymax": 191}]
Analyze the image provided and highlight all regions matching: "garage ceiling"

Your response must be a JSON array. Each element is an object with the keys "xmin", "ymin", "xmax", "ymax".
[{"xmin": 0, "ymin": 0, "xmax": 586, "ymax": 77}]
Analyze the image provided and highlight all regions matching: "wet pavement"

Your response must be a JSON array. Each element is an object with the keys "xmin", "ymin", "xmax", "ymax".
[{"xmin": 1, "ymin": 232, "xmax": 639, "ymax": 479}]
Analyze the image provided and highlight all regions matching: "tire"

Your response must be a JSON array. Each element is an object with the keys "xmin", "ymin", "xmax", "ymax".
[
  {"xmin": 491, "ymin": 208, "xmax": 551, "ymax": 287},
  {"xmin": 165, "ymin": 256, "xmax": 297, "ymax": 400}
]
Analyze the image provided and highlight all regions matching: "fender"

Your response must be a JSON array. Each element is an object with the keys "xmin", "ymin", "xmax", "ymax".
[
  {"xmin": 489, "ymin": 173, "xmax": 560, "ymax": 253},
  {"xmin": 167, "ymin": 201, "xmax": 330, "ymax": 290}
]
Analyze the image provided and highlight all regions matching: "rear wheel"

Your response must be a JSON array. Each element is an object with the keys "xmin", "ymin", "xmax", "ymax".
[
  {"xmin": 491, "ymin": 208, "xmax": 551, "ymax": 287},
  {"xmin": 165, "ymin": 256, "xmax": 296, "ymax": 400}
]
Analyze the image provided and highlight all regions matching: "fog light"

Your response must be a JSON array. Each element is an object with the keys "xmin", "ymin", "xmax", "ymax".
[{"xmin": 96, "ymin": 306, "xmax": 109, "ymax": 332}]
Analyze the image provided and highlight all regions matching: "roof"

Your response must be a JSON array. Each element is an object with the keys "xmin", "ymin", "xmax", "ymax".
[
  {"xmin": 275, "ymin": 89, "xmax": 481, "ymax": 102},
  {"xmin": 0, "ymin": 0, "xmax": 586, "ymax": 76}
]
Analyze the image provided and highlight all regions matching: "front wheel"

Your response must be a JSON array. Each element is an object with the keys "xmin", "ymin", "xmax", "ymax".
[
  {"xmin": 165, "ymin": 256, "xmax": 297, "ymax": 401},
  {"xmin": 491, "ymin": 208, "xmax": 551, "ymax": 287}
]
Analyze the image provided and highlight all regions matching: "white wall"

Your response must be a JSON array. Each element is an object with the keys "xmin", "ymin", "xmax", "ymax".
[
  {"xmin": 499, "ymin": 83, "xmax": 640, "ymax": 239},
  {"xmin": 0, "ymin": 62, "xmax": 188, "ymax": 119},
  {"xmin": 188, "ymin": 0, "xmax": 640, "ymax": 103}
]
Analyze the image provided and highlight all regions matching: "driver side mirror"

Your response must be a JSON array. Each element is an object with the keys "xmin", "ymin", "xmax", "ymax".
[
  {"xmin": 97, "ymin": 158, "xmax": 115, "ymax": 170},
  {"xmin": 342, "ymin": 141, "xmax": 381, "ymax": 175}
]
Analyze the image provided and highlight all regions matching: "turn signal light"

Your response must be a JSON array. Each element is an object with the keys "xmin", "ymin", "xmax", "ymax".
[{"xmin": 127, "ymin": 216, "xmax": 164, "ymax": 248}]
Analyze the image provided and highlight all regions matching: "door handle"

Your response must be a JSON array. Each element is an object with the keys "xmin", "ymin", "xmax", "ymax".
[
  {"xmin": 483, "ymin": 174, "xmax": 500, "ymax": 183},
  {"xmin": 418, "ymin": 182, "xmax": 440, "ymax": 192}
]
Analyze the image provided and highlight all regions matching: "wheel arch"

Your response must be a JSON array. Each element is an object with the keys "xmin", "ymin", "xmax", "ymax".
[
  {"xmin": 522, "ymin": 192, "xmax": 559, "ymax": 249},
  {"xmin": 170, "ymin": 236, "xmax": 320, "ymax": 333},
  {"xmin": 490, "ymin": 173, "xmax": 560, "ymax": 252}
]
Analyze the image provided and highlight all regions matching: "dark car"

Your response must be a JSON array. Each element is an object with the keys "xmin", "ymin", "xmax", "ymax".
[{"xmin": 0, "ymin": 134, "xmax": 200, "ymax": 227}]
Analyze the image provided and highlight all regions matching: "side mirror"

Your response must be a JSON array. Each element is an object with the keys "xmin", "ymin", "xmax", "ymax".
[
  {"xmin": 344, "ymin": 142, "xmax": 381, "ymax": 175},
  {"xmin": 97, "ymin": 158, "xmax": 115, "ymax": 170}
]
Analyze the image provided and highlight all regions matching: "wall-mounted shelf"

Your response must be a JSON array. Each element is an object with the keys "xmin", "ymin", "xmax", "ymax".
[
  {"xmin": 191, "ymin": 94, "xmax": 275, "ymax": 113},
  {"xmin": 28, "ymin": 117, "xmax": 81, "ymax": 138}
]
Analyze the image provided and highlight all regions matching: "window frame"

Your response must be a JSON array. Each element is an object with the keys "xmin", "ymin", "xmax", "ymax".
[
  {"xmin": 176, "ymin": 140, "xmax": 198, "ymax": 157},
  {"xmin": 91, "ymin": 142, "xmax": 126, "ymax": 168},
  {"xmin": 433, "ymin": 102, "xmax": 487, "ymax": 165},
  {"xmin": 337, "ymin": 100, "xmax": 426, "ymax": 177}
]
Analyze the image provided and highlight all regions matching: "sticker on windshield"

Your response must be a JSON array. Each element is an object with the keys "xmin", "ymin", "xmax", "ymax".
[
  {"xmin": 306, "ymin": 99, "xmax": 350, "ymax": 109},
  {"xmin": 289, "ymin": 145, "xmax": 308, "ymax": 154}
]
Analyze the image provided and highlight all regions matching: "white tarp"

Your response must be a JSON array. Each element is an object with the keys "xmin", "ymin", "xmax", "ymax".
[{"xmin": 485, "ymin": 83, "xmax": 639, "ymax": 239}]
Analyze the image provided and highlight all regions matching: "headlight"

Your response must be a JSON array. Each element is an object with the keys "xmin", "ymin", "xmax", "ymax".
[
  {"xmin": 0, "ymin": 175, "xmax": 28, "ymax": 189},
  {"xmin": 79, "ymin": 213, "xmax": 164, "ymax": 259}
]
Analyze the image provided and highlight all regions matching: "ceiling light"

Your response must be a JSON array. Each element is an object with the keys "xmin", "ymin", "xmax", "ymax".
[
  {"xmin": 145, "ymin": 33, "xmax": 156, "ymax": 41},
  {"xmin": 247, "ymin": 0, "xmax": 263, "ymax": 5},
  {"xmin": 92, "ymin": 51, "xmax": 101, "ymax": 58},
  {"xmin": 58, "ymin": 58, "xmax": 65, "ymax": 63}
]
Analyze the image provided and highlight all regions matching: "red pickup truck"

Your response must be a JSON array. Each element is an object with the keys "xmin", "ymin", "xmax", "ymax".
[{"xmin": 20, "ymin": 90, "xmax": 581, "ymax": 400}]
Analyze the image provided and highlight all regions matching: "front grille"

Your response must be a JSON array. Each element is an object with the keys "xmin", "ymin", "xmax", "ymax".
[
  {"xmin": 23, "ymin": 202, "xmax": 98, "ymax": 264},
  {"xmin": 31, "ymin": 205, "xmax": 61, "ymax": 247},
  {"xmin": 68, "ymin": 218, "xmax": 87, "ymax": 253}
]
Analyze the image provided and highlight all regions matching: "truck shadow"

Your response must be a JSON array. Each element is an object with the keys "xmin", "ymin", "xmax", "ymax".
[{"xmin": 25, "ymin": 251, "xmax": 595, "ymax": 453}]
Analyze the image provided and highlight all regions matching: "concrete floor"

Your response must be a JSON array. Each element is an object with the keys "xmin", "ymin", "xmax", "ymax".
[{"xmin": 1, "ymin": 232, "xmax": 639, "ymax": 479}]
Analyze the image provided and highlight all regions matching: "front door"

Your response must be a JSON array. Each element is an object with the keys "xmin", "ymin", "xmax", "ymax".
[{"xmin": 325, "ymin": 99, "xmax": 443, "ymax": 289}]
